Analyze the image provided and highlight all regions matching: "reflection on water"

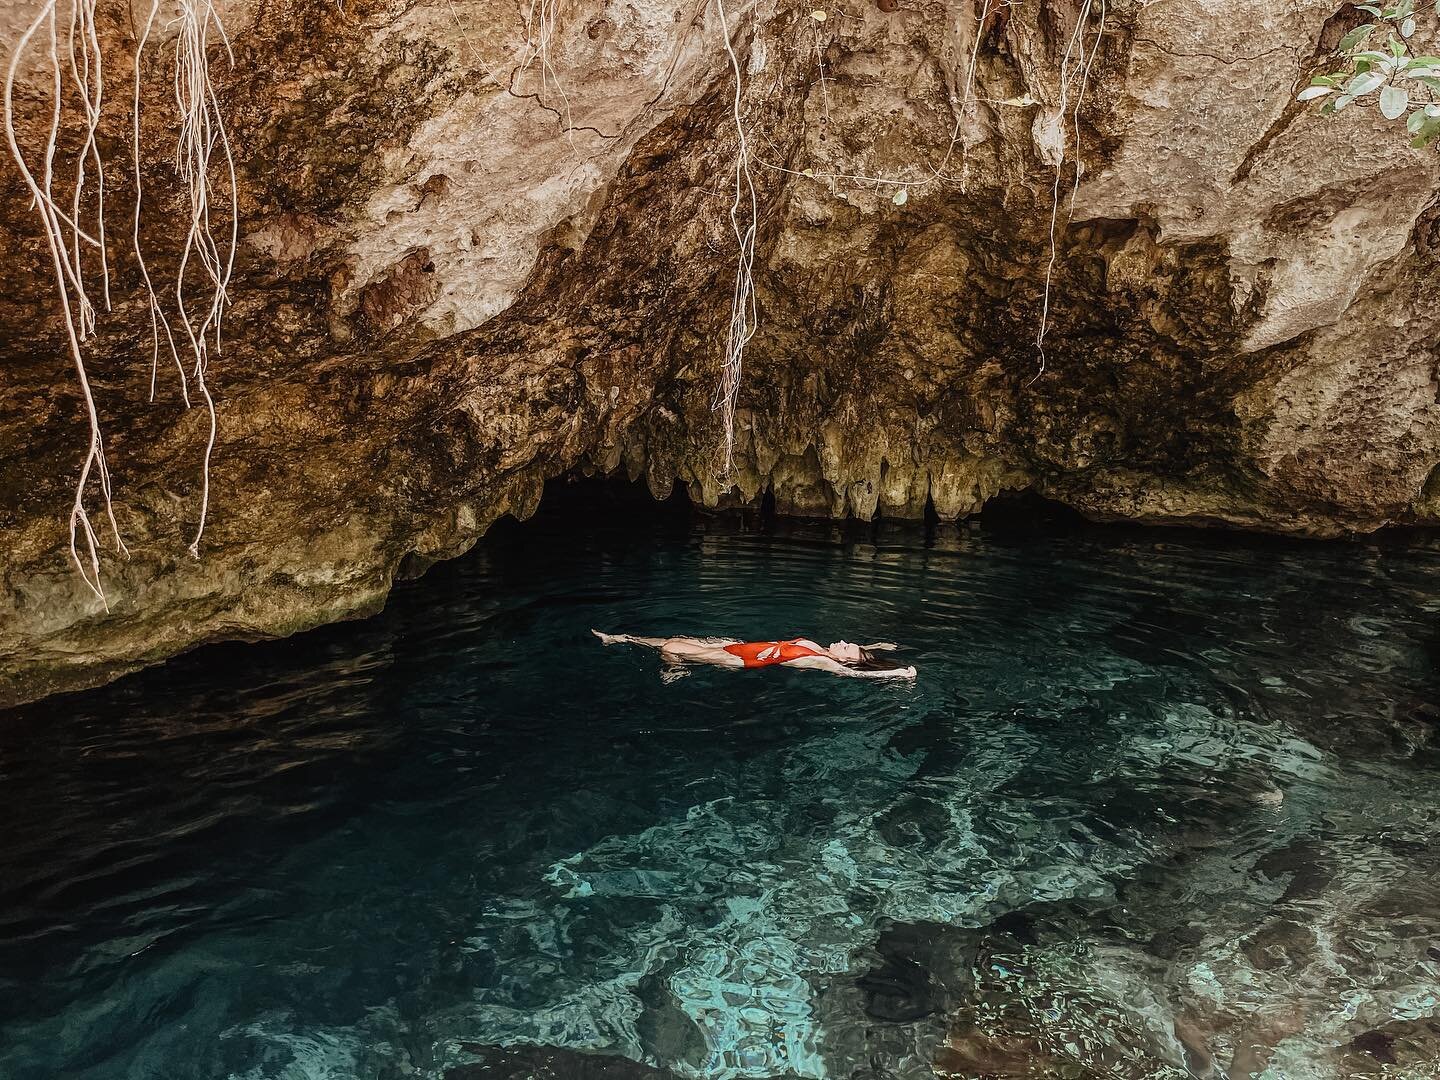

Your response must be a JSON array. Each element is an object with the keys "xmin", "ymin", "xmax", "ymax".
[{"xmin": 3, "ymin": 481, "xmax": 1440, "ymax": 1080}]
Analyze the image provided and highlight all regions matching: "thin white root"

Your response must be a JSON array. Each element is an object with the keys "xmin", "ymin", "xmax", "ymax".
[
  {"xmin": 753, "ymin": 0, "xmax": 1002, "ymax": 197},
  {"xmin": 705, "ymin": 0, "xmax": 1000, "ymax": 468},
  {"xmin": 65, "ymin": 0, "xmax": 111, "ymax": 325},
  {"xmin": 807, "ymin": 9, "xmax": 831, "ymax": 126},
  {"xmin": 170, "ymin": 0, "xmax": 238, "ymax": 556},
  {"xmin": 5, "ymin": 0, "xmax": 238, "ymax": 590},
  {"xmin": 1033, "ymin": 0, "xmax": 1097, "ymax": 383},
  {"xmin": 518, "ymin": 0, "xmax": 577, "ymax": 141},
  {"xmin": 711, "ymin": 0, "xmax": 759, "ymax": 477},
  {"xmin": 1067, "ymin": 0, "xmax": 1106, "ymax": 218},
  {"xmin": 956, "ymin": 0, "xmax": 995, "ymax": 193},
  {"xmin": 4, "ymin": 0, "xmax": 125, "ymax": 605},
  {"xmin": 133, "ymin": 0, "xmax": 188, "ymax": 406}
]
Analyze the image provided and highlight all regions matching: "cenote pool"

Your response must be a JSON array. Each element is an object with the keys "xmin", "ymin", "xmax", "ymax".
[{"xmin": 3, "ymin": 482, "xmax": 1440, "ymax": 1080}]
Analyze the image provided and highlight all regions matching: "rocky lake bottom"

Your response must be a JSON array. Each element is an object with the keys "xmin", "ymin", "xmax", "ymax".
[{"xmin": 2, "ymin": 483, "xmax": 1439, "ymax": 1079}]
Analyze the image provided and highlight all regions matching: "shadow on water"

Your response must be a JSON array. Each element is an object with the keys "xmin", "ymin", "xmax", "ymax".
[{"xmin": 3, "ymin": 477, "xmax": 1440, "ymax": 1079}]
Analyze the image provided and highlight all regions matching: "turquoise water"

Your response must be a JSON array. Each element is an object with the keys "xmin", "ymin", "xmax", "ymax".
[{"xmin": 3, "ymin": 483, "xmax": 1440, "ymax": 1079}]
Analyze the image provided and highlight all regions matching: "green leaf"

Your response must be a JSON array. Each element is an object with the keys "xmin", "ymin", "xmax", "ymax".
[
  {"xmin": 1381, "ymin": 83, "xmax": 1411, "ymax": 117},
  {"xmin": 1298, "ymin": 85, "xmax": 1334, "ymax": 101},
  {"xmin": 1413, "ymin": 114, "xmax": 1440, "ymax": 145},
  {"xmin": 892, "ymin": 187, "xmax": 908, "ymax": 206},
  {"xmin": 1404, "ymin": 55, "xmax": 1440, "ymax": 66},
  {"xmin": 1427, "ymin": 102, "xmax": 1440, "ymax": 115},
  {"xmin": 1347, "ymin": 70, "xmax": 1386, "ymax": 95},
  {"xmin": 1358, "ymin": 3, "xmax": 1383, "ymax": 13},
  {"xmin": 1414, "ymin": 74, "xmax": 1440, "ymax": 89},
  {"xmin": 1338, "ymin": 24, "xmax": 1376, "ymax": 50},
  {"xmin": 1311, "ymin": 74, "xmax": 1343, "ymax": 86},
  {"xmin": 1389, "ymin": 34, "xmax": 1409, "ymax": 57},
  {"xmin": 1408, "ymin": 107, "xmax": 1428, "ymax": 131},
  {"xmin": 1321, "ymin": 99, "xmax": 1339, "ymax": 115},
  {"xmin": 1334, "ymin": 93, "xmax": 1358, "ymax": 111},
  {"xmin": 1402, "ymin": 14, "xmax": 1417, "ymax": 35}
]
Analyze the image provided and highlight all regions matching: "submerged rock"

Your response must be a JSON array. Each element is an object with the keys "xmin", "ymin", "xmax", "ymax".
[
  {"xmin": 1342, "ymin": 1017, "xmax": 1440, "ymax": 1073},
  {"xmin": 445, "ymin": 1044, "xmax": 690, "ymax": 1079},
  {"xmin": 2, "ymin": 0, "xmax": 1439, "ymax": 702}
]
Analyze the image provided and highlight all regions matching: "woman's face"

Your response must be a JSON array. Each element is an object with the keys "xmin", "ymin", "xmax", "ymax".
[{"xmin": 827, "ymin": 641, "xmax": 864, "ymax": 662}]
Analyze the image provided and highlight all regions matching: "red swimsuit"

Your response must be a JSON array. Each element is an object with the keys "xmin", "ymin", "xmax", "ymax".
[{"xmin": 723, "ymin": 639, "xmax": 824, "ymax": 668}]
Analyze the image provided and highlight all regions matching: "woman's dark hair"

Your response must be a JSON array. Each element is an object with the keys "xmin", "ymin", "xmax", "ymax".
[{"xmin": 848, "ymin": 651, "xmax": 908, "ymax": 673}]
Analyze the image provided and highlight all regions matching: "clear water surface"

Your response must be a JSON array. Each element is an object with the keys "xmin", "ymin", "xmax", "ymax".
[{"xmin": 3, "ymin": 482, "xmax": 1440, "ymax": 1080}]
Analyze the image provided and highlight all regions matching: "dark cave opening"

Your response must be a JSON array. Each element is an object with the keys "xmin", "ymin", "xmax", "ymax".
[{"xmin": 535, "ymin": 470, "xmax": 1089, "ymax": 541}]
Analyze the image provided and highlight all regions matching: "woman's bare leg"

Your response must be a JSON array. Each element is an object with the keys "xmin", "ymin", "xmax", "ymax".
[
  {"xmin": 593, "ymin": 631, "xmax": 744, "ymax": 667},
  {"xmin": 592, "ymin": 631, "xmax": 673, "ymax": 648}
]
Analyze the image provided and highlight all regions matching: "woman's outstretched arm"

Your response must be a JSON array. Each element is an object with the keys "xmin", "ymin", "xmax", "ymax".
[{"xmin": 783, "ymin": 655, "xmax": 916, "ymax": 679}]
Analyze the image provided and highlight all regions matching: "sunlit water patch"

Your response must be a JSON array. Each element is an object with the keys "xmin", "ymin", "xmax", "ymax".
[{"xmin": 3, "ymin": 483, "xmax": 1440, "ymax": 1080}]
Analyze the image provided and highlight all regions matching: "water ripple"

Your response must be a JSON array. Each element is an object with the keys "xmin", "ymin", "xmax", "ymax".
[{"xmin": 2, "ymin": 491, "xmax": 1440, "ymax": 1079}]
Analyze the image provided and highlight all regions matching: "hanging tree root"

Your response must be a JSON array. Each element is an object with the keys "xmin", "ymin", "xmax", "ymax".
[
  {"xmin": 749, "ymin": 0, "xmax": 1002, "ymax": 199},
  {"xmin": 170, "ymin": 0, "xmax": 238, "ymax": 557},
  {"xmin": 706, "ymin": 0, "xmax": 1003, "ymax": 475},
  {"xmin": 133, "ymin": 0, "xmax": 188, "ymax": 406},
  {"xmin": 4, "ymin": 0, "xmax": 125, "ymax": 605},
  {"xmin": 711, "ymin": 0, "xmax": 760, "ymax": 478},
  {"xmin": 517, "ymin": 0, "xmax": 578, "ymax": 139},
  {"xmin": 1034, "ymin": 0, "xmax": 1104, "ymax": 383},
  {"xmin": 743, "ymin": 0, "xmax": 1103, "ymax": 382},
  {"xmin": 736, "ymin": 0, "xmax": 1106, "ymax": 391},
  {"xmin": 4, "ymin": 0, "xmax": 239, "ymax": 599}
]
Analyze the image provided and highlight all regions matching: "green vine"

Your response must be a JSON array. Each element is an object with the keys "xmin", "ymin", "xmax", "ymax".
[{"xmin": 1301, "ymin": 1, "xmax": 1440, "ymax": 146}]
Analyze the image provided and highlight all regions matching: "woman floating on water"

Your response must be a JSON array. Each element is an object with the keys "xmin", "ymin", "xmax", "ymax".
[{"xmin": 593, "ymin": 631, "xmax": 917, "ymax": 680}]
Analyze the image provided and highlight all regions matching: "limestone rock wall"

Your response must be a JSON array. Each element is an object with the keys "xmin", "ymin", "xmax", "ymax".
[{"xmin": 1, "ymin": 0, "xmax": 1438, "ymax": 704}]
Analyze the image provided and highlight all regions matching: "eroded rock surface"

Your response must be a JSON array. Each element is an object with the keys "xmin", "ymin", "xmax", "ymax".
[{"xmin": 2, "ymin": 0, "xmax": 1439, "ymax": 703}]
